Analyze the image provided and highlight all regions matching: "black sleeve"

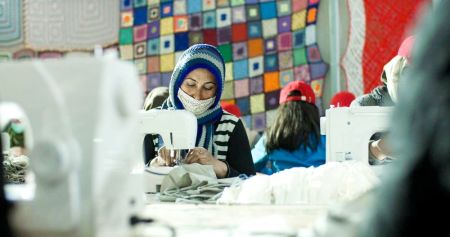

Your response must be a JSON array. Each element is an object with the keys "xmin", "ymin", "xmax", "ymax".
[
  {"xmin": 224, "ymin": 119, "xmax": 256, "ymax": 177},
  {"xmin": 143, "ymin": 134, "xmax": 157, "ymax": 165}
]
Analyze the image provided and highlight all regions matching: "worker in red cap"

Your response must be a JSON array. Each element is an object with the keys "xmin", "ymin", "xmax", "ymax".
[
  {"xmin": 330, "ymin": 91, "xmax": 356, "ymax": 107},
  {"xmin": 251, "ymin": 81, "xmax": 325, "ymax": 175}
]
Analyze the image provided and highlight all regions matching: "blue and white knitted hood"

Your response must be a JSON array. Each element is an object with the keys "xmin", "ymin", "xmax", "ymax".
[{"xmin": 164, "ymin": 44, "xmax": 226, "ymax": 126}]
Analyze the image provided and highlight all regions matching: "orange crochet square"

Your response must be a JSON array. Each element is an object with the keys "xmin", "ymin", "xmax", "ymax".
[
  {"xmin": 247, "ymin": 39, "xmax": 264, "ymax": 58},
  {"xmin": 263, "ymin": 72, "xmax": 280, "ymax": 92},
  {"xmin": 307, "ymin": 8, "xmax": 317, "ymax": 24}
]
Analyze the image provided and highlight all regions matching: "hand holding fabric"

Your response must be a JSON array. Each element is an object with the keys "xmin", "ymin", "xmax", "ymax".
[{"xmin": 185, "ymin": 147, "xmax": 228, "ymax": 178}]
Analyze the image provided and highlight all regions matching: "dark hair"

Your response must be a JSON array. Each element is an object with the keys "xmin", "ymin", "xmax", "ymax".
[{"xmin": 265, "ymin": 91, "xmax": 321, "ymax": 153}]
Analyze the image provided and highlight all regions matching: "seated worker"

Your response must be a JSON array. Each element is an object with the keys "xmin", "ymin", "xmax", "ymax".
[
  {"xmin": 143, "ymin": 86, "xmax": 169, "ymax": 110},
  {"xmin": 251, "ymin": 81, "xmax": 325, "ymax": 175},
  {"xmin": 142, "ymin": 87, "xmax": 169, "ymax": 165},
  {"xmin": 330, "ymin": 91, "xmax": 356, "ymax": 107},
  {"xmin": 351, "ymin": 36, "xmax": 413, "ymax": 165},
  {"xmin": 144, "ymin": 44, "xmax": 255, "ymax": 178},
  {"xmin": 221, "ymin": 102, "xmax": 261, "ymax": 149}
]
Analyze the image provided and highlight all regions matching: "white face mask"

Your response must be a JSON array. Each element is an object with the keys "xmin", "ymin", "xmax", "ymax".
[{"xmin": 177, "ymin": 89, "xmax": 216, "ymax": 116}]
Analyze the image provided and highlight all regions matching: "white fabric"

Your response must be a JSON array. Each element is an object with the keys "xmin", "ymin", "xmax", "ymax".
[
  {"xmin": 177, "ymin": 89, "xmax": 216, "ymax": 116},
  {"xmin": 384, "ymin": 56, "xmax": 409, "ymax": 103},
  {"xmin": 341, "ymin": 0, "xmax": 366, "ymax": 96},
  {"xmin": 217, "ymin": 161, "xmax": 380, "ymax": 206}
]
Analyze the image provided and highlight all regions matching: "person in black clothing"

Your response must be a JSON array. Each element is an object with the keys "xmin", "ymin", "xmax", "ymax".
[{"xmin": 144, "ymin": 44, "xmax": 255, "ymax": 178}]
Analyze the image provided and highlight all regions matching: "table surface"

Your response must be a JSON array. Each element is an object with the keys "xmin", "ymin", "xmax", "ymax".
[{"xmin": 132, "ymin": 200, "xmax": 328, "ymax": 237}]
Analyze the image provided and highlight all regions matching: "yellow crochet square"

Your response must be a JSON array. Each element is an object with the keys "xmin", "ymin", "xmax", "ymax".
[
  {"xmin": 292, "ymin": 10, "xmax": 306, "ymax": 31},
  {"xmin": 250, "ymin": 94, "xmax": 265, "ymax": 114},
  {"xmin": 160, "ymin": 53, "xmax": 175, "ymax": 72},
  {"xmin": 160, "ymin": 17, "xmax": 174, "ymax": 36}
]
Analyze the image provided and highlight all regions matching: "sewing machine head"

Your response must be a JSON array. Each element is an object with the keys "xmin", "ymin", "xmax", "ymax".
[
  {"xmin": 320, "ymin": 106, "xmax": 393, "ymax": 164},
  {"xmin": 0, "ymin": 56, "xmax": 143, "ymax": 237},
  {"xmin": 138, "ymin": 109, "xmax": 197, "ymax": 153}
]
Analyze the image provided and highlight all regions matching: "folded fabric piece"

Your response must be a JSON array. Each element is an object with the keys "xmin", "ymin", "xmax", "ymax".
[
  {"xmin": 159, "ymin": 163, "xmax": 242, "ymax": 204},
  {"xmin": 218, "ymin": 161, "xmax": 380, "ymax": 206}
]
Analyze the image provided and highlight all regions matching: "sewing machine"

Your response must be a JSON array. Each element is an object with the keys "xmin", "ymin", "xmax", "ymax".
[
  {"xmin": 320, "ymin": 106, "xmax": 393, "ymax": 164},
  {"xmin": 138, "ymin": 109, "xmax": 197, "ymax": 193},
  {"xmin": 0, "ymin": 56, "xmax": 144, "ymax": 237}
]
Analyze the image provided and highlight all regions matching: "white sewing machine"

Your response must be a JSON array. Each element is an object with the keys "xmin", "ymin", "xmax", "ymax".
[
  {"xmin": 138, "ymin": 109, "xmax": 197, "ymax": 193},
  {"xmin": 320, "ymin": 106, "xmax": 393, "ymax": 165},
  {"xmin": 0, "ymin": 56, "xmax": 144, "ymax": 237}
]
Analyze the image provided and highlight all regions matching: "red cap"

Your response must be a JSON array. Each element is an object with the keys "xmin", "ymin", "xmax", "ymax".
[
  {"xmin": 330, "ymin": 91, "xmax": 356, "ymax": 107},
  {"xmin": 397, "ymin": 36, "xmax": 414, "ymax": 61},
  {"xmin": 221, "ymin": 102, "xmax": 241, "ymax": 117},
  {"xmin": 279, "ymin": 81, "xmax": 315, "ymax": 105}
]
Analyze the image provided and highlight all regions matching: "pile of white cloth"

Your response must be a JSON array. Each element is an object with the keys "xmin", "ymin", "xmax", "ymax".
[{"xmin": 217, "ymin": 161, "xmax": 379, "ymax": 205}]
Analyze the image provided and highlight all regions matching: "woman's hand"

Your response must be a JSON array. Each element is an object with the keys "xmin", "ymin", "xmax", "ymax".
[
  {"xmin": 185, "ymin": 147, "xmax": 228, "ymax": 178},
  {"xmin": 155, "ymin": 146, "xmax": 177, "ymax": 166}
]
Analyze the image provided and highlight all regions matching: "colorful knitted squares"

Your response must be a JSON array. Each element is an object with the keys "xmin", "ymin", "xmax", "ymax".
[
  {"xmin": 222, "ymin": 81, "xmax": 235, "ymax": 100},
  {"xmin": 260, "ymin": 1, "xmax": 277, "ymax": 20},
  {"xmin": 279, "ymin": 69, "xmax": 294, "ymax": 87},
  {"xmin": 293, "ymin": 47, "xmax": 307, "ymax": 66},
  {"xmin": 233, "ymin": 59, "xmax": 248, "ymax": 79},
  {"xmin": 265, "ymin": 90, "xmax": 280, "ymax": 110},
  {"xmin": 307, "ymin": 44, "xmax": 321, "ymax": 63},
  {"xmin": 234, "ymin": 79, "xmax": 250, "ymax": 98},
  {"xmin": 277, "ymin": 0, "xmax": 292, "ymax": 17},
  {"xmin": 252, "ymin": 112, "xmax": 266, "ymax": 131},
  {"xmin": 232, "ymin": 6, "xmax": 246, "ymax": 23},
  {"xmin": 248, "ymin": 56, "xmax": 264, "ymax": 77},
  {"xmin": 249, "ymin": 76, "xmax": 263, "ymax": 94},
  {"xmin": 294, "ymin": 65, "xmax": 311, "ymax": 82},
  {"xmin": 263, "ymin": 72, "xmax": 280, "ymax": 92},
  {"xmin": 247, "ymin": 38, "xmax": 263, "ymax": 57},
  {"xmin": 264, "ymin": 54, "xmax": 278, "ymax": 72},
  {"xmin": 174, "ymin": 16, "xmax": 189, "ymax": 32},
  {"xmin": 216, "ymin": 8, "xmax": 232, "ymax": 28},
  {"xmin": 203, "ymin": 11, "xmax": 216, "ymax": 29},
  {"xmin": 233, "ymin": 42, "xmax": 248, "ymax": 60},
  {"xmin": 250, "ymin": 94, "xmax": 265, "ymax": 114}
]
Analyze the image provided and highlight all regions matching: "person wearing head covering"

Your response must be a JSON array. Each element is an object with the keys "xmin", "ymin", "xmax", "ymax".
[
  {"xmin": 145, "ymin": 44, "xmax": 255, "ymax": 178},
  {"xmin": 221, "ymin": 102, "xmax": 261, "ymax": 149},
  {"xmin": 351, "ymin": 36, "xmax": 414, "ymax": 107},
  {"xmin": 143, "ymin": 86, "xmax": 169, "ymax": 110},
  {"xmin": 350, "ymin": 36, "xmax": 414, "ymax": 165},
  {"xmin": 330, "ymin": 91, "xmax": 356, "ymax": 107},
  {"xmin": 251, "ymin": 81, "xmax": 325, "ymax": 175}
]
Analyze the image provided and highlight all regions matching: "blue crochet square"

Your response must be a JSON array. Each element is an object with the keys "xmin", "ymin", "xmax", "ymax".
[
  {"xmin": 147, "ymin": 38, "xmax": 160, "ymax": 56},
  {"xmin": 233, "ymin": 59, "xmax": 248, "ymax": 80},
  {"xmin": 248, "ymin": 21, "xmax": 262, "ymax": 39},
  {"xmin": 264, "ymin": 54, "xmax": 278, "ymax": 72},
  {"xmin": 133, "ymin": 7, "xmax": 148, "ymax": 25},
  {"xmin": 160, "ymin": 2, "xmax": 174, "ymax": 18},
  {"xmin": 236, "ymin": 97, "xmax": 250, "ymax": 115},
  {"xmin": 187, "ymin": 0, "xmax": 202, "ymax": 14},
  {"xmin": 293, "ymin": 30, "xmax": 306, "ymax": 48},
  {"xmin": 203, "ymin": 11, "xmax": 216, "ymax": 29},
  {"xmin": 174, "ymin": 32, "xmax": 189, "ymax": 51},
  {"xmin": 260, "ymin": 2, "xmax": 277, "ymax": 20}
]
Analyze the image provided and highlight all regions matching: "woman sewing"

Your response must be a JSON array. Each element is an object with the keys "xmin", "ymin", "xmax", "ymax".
[{"xmin": 144, "ymin": 44, "xmax": 255, "ymax": 178}]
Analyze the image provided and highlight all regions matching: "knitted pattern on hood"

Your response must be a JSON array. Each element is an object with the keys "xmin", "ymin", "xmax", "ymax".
[{"xmin": 161, "ymin": 44, "xmax": 225, "ymax": 149}]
